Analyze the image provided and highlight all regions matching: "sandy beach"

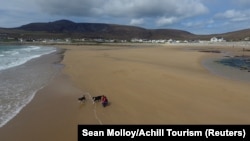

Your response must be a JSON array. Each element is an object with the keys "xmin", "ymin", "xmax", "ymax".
[{"xmin": 0, "ymin": 43, "xmax": 250, "ymax": 141}]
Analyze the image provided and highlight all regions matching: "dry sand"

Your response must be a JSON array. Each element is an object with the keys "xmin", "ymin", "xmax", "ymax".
[
  {"xmin": 0, "ymin": 43, "xmax": 250, "ymax": 141},
  {"xmin": 61, "ymin": 44, "xmax": 250, "ymax": 124}
]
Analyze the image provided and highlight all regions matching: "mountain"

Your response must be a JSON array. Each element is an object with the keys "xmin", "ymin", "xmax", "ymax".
[
  {"xmin": 216, "ymin": 29, "xmax": 250, "ymax": 41},
  {"xmin": 0, "ymin": 19, "xmax": 250, "ymax": 41},
  {"xmin": 18, "ymin": 20, "xmax": 110, "ymax": 33},
  {"xmin": 1, "ymin": 20, "xmax": 194, "ymax": 40}
]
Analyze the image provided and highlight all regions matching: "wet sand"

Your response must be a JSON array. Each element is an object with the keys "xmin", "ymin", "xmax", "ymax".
[{"xmin": 0, "ymin": 43, "xmax": 250, "ymax": 141}]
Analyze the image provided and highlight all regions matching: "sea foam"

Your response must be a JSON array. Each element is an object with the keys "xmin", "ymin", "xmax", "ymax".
[{"xmin": 0, "ymin": 45, "xmax": 60, "ymax": 128}]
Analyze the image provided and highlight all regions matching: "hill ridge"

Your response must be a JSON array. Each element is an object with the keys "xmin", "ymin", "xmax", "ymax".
[{"xmin": 0, "ymin": 19, "xmax": 250, "ymax": 41}]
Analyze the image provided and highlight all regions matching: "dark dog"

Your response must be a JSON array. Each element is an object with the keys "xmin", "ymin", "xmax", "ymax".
[
  {"xmin": 78, "ymin": 95, "xmax": 86, "ymax": 102},
  {"xmin": 92, "ymin": 95, "xmax": 103, "ymax": 102}
]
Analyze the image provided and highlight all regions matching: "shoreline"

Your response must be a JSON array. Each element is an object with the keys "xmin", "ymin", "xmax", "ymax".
[
  {"xmin": 0, "ymin": 46, "xmax": 64, "ymax": 128},
  {"xmin": 0, "ymin": 45, "xmax": 102, "ymax": 141},
  {"xmin": 0, "ymin": 43, "xmax": 250, "ymax": 141}
]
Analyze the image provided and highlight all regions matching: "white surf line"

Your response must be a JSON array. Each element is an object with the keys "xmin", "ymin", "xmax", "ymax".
[{"xmin": 85, "ymin": 92, "xmax": 103, "ymax": 125}]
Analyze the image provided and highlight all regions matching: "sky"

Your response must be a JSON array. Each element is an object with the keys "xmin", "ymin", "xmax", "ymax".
[{"xmin": 0, "ymin": 0, "xmax": 250, "ymax": 34}]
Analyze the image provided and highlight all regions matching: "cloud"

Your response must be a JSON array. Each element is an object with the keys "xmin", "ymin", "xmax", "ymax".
[
  {"xmin": 36, "ymin": 0, "xmax": 99, "ymax": 16},
  {"xmin": 215, "ymin": 9, "xmax": 250, "ymax": 22},
  {"xmin": 0, "ymin": 0, "xmax": 46, "ymax": 27},
  {"xmin": 37, "ymin": 0, "xmax": 208, "ymax": 19},
  {"xmin": 183, "ymin": 19, "xmax": 214, "ymax": 28},
  {"xmin": 156, "ymin": 17, "xmax": 179, "ymax": 26},
  {"xmin": 130, "ymin": 18, "xmax": 144, "ymax": 25},
  {"xmin": 1, "ymin": 0, "xmax": 38, "ymax": 12},
  {"xmin": 235, "ymin": 0, "xmax": 250, "ymax": 6},
  {"xmin": 0, "ymin": 0, "xmax": 209, "ymax": 28}
]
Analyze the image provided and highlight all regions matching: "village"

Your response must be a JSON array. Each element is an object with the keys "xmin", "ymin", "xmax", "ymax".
[{"xmin": 1, "ymin": 31, "xmax": 250, "ymax": 46}]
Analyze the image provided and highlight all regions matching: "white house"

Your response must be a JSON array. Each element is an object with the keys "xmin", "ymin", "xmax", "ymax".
[{"xmin": 210, "ymin": 37, "xmax": 224, "ymax": 42}]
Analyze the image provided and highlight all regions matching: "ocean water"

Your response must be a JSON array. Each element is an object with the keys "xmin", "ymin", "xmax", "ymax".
[
  {"xmin": 0, "ymin": 45, "xmax": 56, "ymax": 71},
  {"xmin": 0, "ymin": 45, "xmax": 60, "ymax": 128},
  {"xmin": 216, "ymin": 56, "xmax": 250, "ymax": 70},
  {"xmin": 202, "ymin": 56, "xmax": 250, "ymax": 82}
]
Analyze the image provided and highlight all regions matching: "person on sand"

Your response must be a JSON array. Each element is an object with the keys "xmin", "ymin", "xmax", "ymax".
[{"xmin": 101, "ymin": 95, "xmax": 108, "ymax": 107}]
